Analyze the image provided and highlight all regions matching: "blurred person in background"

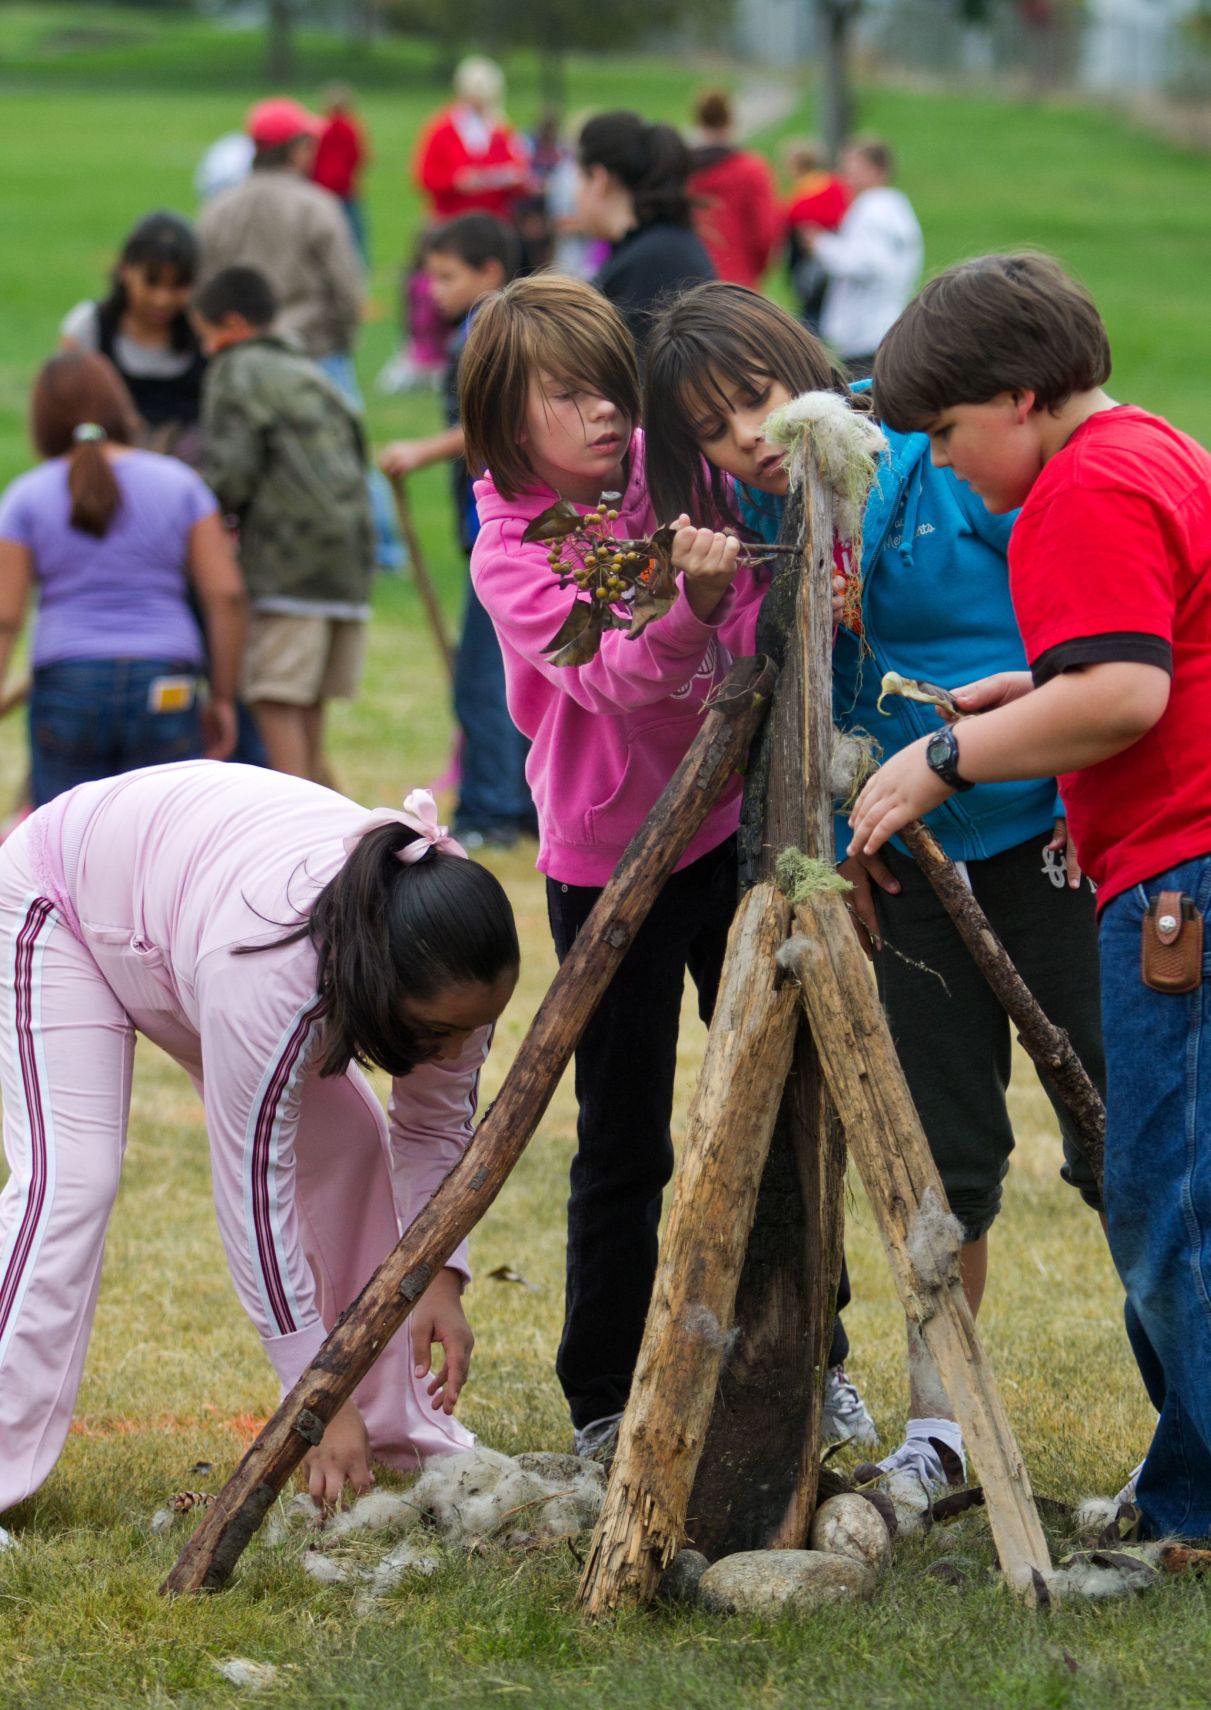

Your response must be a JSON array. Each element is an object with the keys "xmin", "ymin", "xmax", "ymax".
[
  {"xmin": 795, "ymin": 137, "xmax": 923, "ymax": 378},
  {"xmin": 0, "ymin": 353, "xmax": 244, "ymax": 806},
  {"xmin": 577, "ymin": 111, "xmax": 715, "ymax": 355},
  {"xmin": 198, "ymin": 97, "xmax": 403, "ymax": 572},
  {"xmin": 59, "ymin": 211, "xmax": 207, "ymax": 460},
  {"xmin": 781, "ymin": 139, "xmax": 851, "ymax": 334},
  {"xmin": 686, "ymin": 89, "xmax": 779, "ymax": 290},
  {"xmin": 311, "ymin": 83, "xmax": 372, "ymax": 264}
]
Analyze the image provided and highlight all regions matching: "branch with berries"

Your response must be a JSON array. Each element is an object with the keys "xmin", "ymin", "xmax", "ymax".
[{"xmin": 523, "ymin": 496, "xmax": 799, "ymax": 667}]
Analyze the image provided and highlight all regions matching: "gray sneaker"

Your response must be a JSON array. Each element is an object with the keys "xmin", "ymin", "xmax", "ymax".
[
  {"xmin": 572, "ymin": 1412, "xmax": 624, "ymax": 1466},
  {"xmin": 821, "ymin": 1365, "xmax": 879, "ymax": 1448}
]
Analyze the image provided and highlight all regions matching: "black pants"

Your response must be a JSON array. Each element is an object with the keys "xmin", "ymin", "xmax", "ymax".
[
  {"xmin": 548, "ymin": 838, "xmax": 849, "ymax": 1429},
  {"xmin": 873, "ymin": 829, "xmax": 1107, "ymax": 1241}
]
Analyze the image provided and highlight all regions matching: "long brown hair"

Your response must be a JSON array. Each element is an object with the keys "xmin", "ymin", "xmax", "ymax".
[
  {"xmin": 30, "ymin": 352, "xmax": 140, "ymax": 538},
  {"xmin": 644, "ymin": 282, "xmax": 849, "ymax": 530},
  {"xmin": 460, "ymin": 274, "xmax": 640, "ymax": 501}
]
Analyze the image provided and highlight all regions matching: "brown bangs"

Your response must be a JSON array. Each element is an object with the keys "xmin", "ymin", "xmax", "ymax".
[{"xmin": 460, "ymin": 275, "xmax": 640, "ymax": 501}]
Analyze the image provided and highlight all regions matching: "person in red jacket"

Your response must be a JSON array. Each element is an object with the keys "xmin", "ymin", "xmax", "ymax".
[
  {"xmin": 413, "ymin": 56, "xmax": 531, "ymax": 222},
  {"xmin": 782, "ymin": 139, "xmax": 852, "ymax": 333},
  {"xmin": 686, "ymin": 90, "xmax": 779, "ymax": 290},
  {"xmin": 311, "ymin": 83, "xmax": 371, "ymax": 262}
]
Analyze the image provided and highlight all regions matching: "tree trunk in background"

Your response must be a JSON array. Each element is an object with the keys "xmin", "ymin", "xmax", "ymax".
[
  {"xmin": 267, "ymin": 0, "xmax": 294, "ymax": 86},
  {"xmin": 815, "ymin": 0, "xmax": 854, "ymax": 165}
]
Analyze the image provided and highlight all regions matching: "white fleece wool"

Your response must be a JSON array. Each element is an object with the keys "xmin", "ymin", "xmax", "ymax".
[{"xmin": 761, "ymin": 391, "xmax": 888, "ymax": 544}]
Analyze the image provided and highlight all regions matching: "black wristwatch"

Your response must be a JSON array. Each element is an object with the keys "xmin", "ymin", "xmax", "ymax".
[{"xmin": 924, "ymin": 726, "xmax": 974, "ymax": 792}]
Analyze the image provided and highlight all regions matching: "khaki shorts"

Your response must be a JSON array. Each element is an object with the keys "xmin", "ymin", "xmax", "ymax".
[{"xmin": 241, "ymin": 614, "xmax": 367, "ymax": 706}]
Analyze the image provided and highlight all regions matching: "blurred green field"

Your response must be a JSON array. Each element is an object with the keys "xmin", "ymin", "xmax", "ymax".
[{"xmin": 1, "ymin": 8, "xmax": 1209, "ymax": 1708}]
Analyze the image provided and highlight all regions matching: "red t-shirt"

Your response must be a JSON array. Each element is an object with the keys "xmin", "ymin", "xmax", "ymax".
[
  {"xmin": 413, "ymin": 109, "xmax": 529, "ymax": 218},
  {"xmin": 1009, "ymin": 404, "xmax": 1211, "ymax": 904},
  {"xmin": 688, "ymin": 150, "xmax": 780, "ymax": 288},
  {"xmin": 312, "ymin": 113, "xmax": 365, "ymax": 199}
]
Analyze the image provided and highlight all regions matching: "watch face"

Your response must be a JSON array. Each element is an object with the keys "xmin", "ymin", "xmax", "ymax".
[{"xmin": 926, "ymin": 730, "xmax": 952, "ymax": 767}]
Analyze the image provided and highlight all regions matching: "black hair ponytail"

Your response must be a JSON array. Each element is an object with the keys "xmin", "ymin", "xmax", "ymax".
[
  {"xmin": 238, "ymin": 823, "xmax": 520, "ymax": 1079},
  {"xmin": 579, "ymin": 111, "xmax": 695, "ymax": 229}
]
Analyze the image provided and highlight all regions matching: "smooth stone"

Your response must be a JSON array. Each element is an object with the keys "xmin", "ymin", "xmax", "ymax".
[
  {"xmin": 657, "ymin": 1549, "xmax": 709, "ymax": 1606},
  {"xmin": 809, "ymin": 1494, "xmax": 893, "ymax": 1574},
  {"xmin": 699, "ymin": 1549, "xmax": 875, "ymax": 1615}
]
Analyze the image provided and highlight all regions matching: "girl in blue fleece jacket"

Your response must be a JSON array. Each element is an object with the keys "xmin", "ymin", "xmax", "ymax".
[{"xmin": 645, "ymin": 282, "xmax": 1109, "ymax": 1493}]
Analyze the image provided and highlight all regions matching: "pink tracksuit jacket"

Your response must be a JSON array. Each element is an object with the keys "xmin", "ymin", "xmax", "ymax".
[
  {"xmin": 0, "ymin": 762, "xmax": 485, "ymax": 1512},
  {"xmin": 471, "ymin": 430, "xmax": 766, "ymax": 886}
]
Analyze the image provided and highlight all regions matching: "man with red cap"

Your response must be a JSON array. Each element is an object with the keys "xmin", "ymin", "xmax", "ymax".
[
  {"xmin": 197, "ymin": 98, "xmax": 405, "ymax": 571},
  {"xmin": 197, "ymin": 98, "xmax": 363, "ymax": 365}
]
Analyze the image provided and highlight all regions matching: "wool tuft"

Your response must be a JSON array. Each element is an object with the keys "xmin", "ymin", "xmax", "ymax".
[
  {"xmin": 906, "ymin": 1187, "xmax": 965, "ymax": 1291},
  {"xmin": 761, "ymin": 391, "xmax": 888, "ymax": 545}
]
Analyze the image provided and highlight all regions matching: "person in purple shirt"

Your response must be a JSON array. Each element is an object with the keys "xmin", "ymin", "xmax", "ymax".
[{"xmin": 0, "ymin": 351, "xmax": 246, "ymax": 806}]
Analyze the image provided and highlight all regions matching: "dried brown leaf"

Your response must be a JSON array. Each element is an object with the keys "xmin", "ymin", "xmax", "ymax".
[{"xmin": 522, "ymin": 500, "xmax": 582, "ymax": 544}]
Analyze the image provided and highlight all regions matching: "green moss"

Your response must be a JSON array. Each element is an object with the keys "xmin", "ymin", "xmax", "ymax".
[{"xmin": 774, "ymin": 847, "xmax": 853, "ymax": 904}]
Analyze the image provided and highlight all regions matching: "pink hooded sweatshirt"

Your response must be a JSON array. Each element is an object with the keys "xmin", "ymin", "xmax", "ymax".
[{"xmin": 472, "ymin": 431, "xmax": 766, "ymax": 886}]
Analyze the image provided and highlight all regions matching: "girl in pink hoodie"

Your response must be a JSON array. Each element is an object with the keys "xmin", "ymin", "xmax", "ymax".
[
  {"xmin": 461, "ymin": 275, "xmax": 766, "ymax": 1458},
  {"xmin": 0, "ymin": 761, "xmax": 519, "ymax": 1535}
]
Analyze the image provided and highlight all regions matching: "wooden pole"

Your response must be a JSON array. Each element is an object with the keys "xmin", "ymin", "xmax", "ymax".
[
  {"xmin": 389, "ymin": 474, "xmax": 457, "ymax": 687},
  {"xmin": 576, "ymin": 883, "xmax": 800, "ymax": 1616},
  {"xmin": 899, "ymin": 819, "xmax": 1105, "ymax": 1192},
  {"xmin": 785, "ymin": 890, "xmax": 1052, "ymax": 1595},
  {"xmin": 688, "ymin": 465, "xmax": 846, "ymax": 1557},
  {"xmin": 162, "ymin": 656, "xmax": 776, "ymax": 1596}
]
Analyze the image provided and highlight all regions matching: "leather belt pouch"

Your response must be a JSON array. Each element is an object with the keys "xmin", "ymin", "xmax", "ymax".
[{"xmin": 1142, "ymin": 891, "xmax": 1204, "ymax": 993}]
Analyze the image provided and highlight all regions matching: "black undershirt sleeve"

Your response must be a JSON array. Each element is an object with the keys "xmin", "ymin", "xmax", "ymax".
[{"xmin": 1030, "ymin": 631, "xmax": 1174, "ymax": 687}]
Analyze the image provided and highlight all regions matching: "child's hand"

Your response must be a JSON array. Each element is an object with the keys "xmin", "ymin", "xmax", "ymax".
[
  {"xmin": 832, "ymin": 572, "xmax": 847, "ymax": 626},
  {"xmin": 410, "ymin": 1267, "xmax": 475, "ymax": 1414},
  {"xmin": 1047, "ymin": 816, "xmax": 1083, "ymax": 889},
  {"xmin": 300, "ymin": 1399, "xmax": 374, "ymax": 1511},
  {"xmin": 671, "ymin": 516, "xmax": 740, "ymax": 622},
  {"xmin": 838, "ymin": 850, "xmax": 901, "ymax": 959},
  {"xmin": 380, "ymin": 439, "xmax": 434, "ymax": 478},
  {"xmin": 202, "ymin": 696, "xmax": 237, "ymax": 761},
  {"xmin": 948, "ymin": 671, "xmax": 1034, "ymax": 719},
  {"xmin": 847, "ymin": 736, "xmax": 953, "ymax": 858}
]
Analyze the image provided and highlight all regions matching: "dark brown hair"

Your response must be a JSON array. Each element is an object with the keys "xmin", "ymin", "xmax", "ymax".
[
  {"xmin": 644, "ymin": 281, "xmax": 849, "ymax": 529},
  {"xmin": 460, "ymin": 275, "xmax": 640, "ymax": 501},
  {"xmin": 240, "ymin": 822, "xmax": 519, "ymax": 1079},
  {"xmin": 578, "ymin": 111, "xmax": 695, "ymax": 228},
  {"xmin": 846, "ymin": 137, "xmax": 894, "ymax": 178},
  {"xmin": 872, "ymin": 252, "xmax": 1112, "ymax": 433},
  {"xmin": 694, "ymin": 89, "xmax": 732, "ymax": 132},
  {"xmin": 97, "ymin": 210, "xmax": 200, "ymax": 356},
  {"xmin": 30, "ymin": 351, "xmax": 140, "ymax": 538}
]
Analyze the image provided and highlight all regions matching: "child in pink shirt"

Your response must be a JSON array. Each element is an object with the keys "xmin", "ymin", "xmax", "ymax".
[
  {"xmin": 461, "ymin": 275, "xmax": 768, "ymax": 1458},
  {"xmin": 0, "ymin": 761, "xmax": 518, "ymax": 1531}
]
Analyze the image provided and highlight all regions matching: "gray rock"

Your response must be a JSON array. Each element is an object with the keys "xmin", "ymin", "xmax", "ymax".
[
  {"xmin": 657, "ymin": 1549, "xmax": 709, "ymax": 1607},
  {"xmin": 809, "ymin": 1494, "xmax": 892, "ymax": 1574},
  {"xmin": 699, "ymin": 1549, "xmax": 875, "ymax": 1615}
]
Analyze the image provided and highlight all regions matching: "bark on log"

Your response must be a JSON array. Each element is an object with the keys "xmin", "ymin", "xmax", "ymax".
[
  {"xmin": 899, "ymin": 818, "xmax": 1105, "ymax": 1193},
  {"xmin": 389, "ymin": 475, "xmax": 457, "ymax": 685},
  {"xmin": 162, "ymin": 655, "xmax": 776, "ymax": 1596},
  {"xmin": 786, "ymin": 890, "xmax": 1052, "ymax": 1594},
  {"xmin": 576, "ymin": 883, "xmax": 800, "ymax": 1617},
  {"xmin": 689, "ymin": 469, "xmax": 846, "ymax": 1556}
]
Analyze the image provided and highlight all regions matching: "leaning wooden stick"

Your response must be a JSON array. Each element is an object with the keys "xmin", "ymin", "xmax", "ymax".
[
  {"xmin": 899, "ymin": 818, "xmax": 1105, "ymax": 1193},
  {"xmin": 161, "ymin": 654, "xmax": 775, "ymax": 1596},
  {"xmin": 388, "ymin": 474, "xmax": 457, "ymax": 686},
  {"xmin": 785, "ymin": 884, "xmax": 1052, "ymax": 1596},
  {"xmin": 577, "ymin": 883, "xmax": 799, "ymax": 1617}
]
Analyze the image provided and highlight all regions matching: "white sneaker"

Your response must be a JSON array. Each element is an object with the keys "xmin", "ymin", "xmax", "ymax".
[
  {"xmin": 873, "ymin": 1429, "xmax": 966, "ymax": 1493},
  {"xmin": 572, "ymin": 1412, "xmax": 624, "ymax": 1464},
  {"xmin": 0, "ymin": 1526, "xmax": 16, "ymax": 1551},
  {"xmin": 821, "ymin": 1365, "xmax": 879, "ymax": 1448},
  {"xmin": 1114, "ymin": 1460, "xmax": 1145, "ymax": 1506}
]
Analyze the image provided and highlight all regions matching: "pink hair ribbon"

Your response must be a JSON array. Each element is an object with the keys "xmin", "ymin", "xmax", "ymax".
[{"xmin": 343, "ymin": 788, "xmax": 468, "ymax": 864}]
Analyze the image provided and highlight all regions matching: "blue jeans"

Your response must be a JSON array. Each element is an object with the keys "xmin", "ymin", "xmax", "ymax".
[
  {"xmin": 30, "ymin": 658, "xmax": 204, "ymax": 807},
  {"xmin": 452, "ymin": 578, "xmax": 534, "ymax": 838},
  {"xmin": 315, "ymin": 352, "xmax": 406, "ymax": 574},
  {"xmin": 1100, "ymin": 851, "xmax": 1211, "ymax": 1540}
]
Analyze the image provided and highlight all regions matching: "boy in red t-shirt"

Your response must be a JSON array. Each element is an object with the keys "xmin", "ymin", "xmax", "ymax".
[{"xmin": 849, "ymin": 251, "xmax": 1211, "ymax": 1543}]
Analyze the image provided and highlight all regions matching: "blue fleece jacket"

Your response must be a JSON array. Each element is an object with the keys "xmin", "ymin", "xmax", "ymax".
[{"xmin": 741, "ymin": 402, "xmax": 1061, "ymax": 863}]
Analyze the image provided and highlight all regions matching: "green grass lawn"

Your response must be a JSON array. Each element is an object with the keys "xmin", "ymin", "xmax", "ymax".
[{"xmin": 1, "ymin": 8, "xmax": 1210, "ymax": 1707}]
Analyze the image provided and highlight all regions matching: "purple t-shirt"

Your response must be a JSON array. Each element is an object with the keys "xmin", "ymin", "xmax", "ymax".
[{"xmin": 0, "ymin": 449, "xmax": 217, "ymax": 669}]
